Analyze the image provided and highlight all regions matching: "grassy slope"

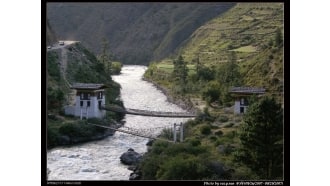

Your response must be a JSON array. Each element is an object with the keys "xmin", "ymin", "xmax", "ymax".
[
  {"xmin": 181, "ymin": 3, "xmax": 284, "ymax": 100},
  {"xmin": 141, "ymin": 3, "xmax": 284, "ymax": 180},
  {"xmin": 148, "ymin": 3, "xmax": 284, "ymax": 103}
]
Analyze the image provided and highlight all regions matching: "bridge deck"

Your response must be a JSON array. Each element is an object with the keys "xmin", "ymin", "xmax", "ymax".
[{"xmin": 100, "ymin": 105, "xmax": 196, "ymax": 118}]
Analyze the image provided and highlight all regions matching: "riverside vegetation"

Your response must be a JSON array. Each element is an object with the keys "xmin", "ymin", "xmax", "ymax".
[{"xmin": 141, "ymin": 3, "xmax": 284, "ymax": 180}]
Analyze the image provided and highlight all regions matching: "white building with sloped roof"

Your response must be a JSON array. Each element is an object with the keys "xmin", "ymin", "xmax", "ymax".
[{"xmin": 64, "ymin": 83, "xmax": 107, "ymax": 119}]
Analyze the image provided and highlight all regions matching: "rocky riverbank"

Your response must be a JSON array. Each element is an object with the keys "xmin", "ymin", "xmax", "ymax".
[
  {"xmin": 55, "ymin": 128, "xmax": 115, "ymax": 146},
  {"xmin": 47, "ymin": 119, "xmax": 124, "ymax": 150},
  {"xmin": 120, "ymin": 148, "xmax": 144, "ymax": 180},
  {"xmin": 142, "ymin": 77, "xmax": 199, "ymax": 114}
]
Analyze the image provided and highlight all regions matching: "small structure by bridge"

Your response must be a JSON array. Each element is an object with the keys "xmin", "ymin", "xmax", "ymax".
[{"xmin": 100, "ymin": 105, "xmax": 197, "ymax": 118}]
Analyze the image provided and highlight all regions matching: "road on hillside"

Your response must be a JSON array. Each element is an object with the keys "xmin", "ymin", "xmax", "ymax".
[{"xmin": 47, "ymin": 40, "xmax": 79, "ymax": 51}]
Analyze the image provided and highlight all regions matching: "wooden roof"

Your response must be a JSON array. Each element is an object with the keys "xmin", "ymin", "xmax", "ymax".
[
  {"xmin": 229, "ymin": 87, "xmax": 265, "ymax": 94},
  {"xmin": 70, "ymin": 83, "xmax": 108, "ymax": 90}
]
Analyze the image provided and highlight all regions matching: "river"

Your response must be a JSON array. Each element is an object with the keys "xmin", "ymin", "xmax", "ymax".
[{"xmin": 47, "ymin": 65, "xmax": 189, "ymax": 180}]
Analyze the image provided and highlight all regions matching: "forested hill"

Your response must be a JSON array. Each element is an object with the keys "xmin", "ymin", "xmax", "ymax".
[{"xmin": 47, "ymin": 2, "xmax": 235, "ymax": 65}]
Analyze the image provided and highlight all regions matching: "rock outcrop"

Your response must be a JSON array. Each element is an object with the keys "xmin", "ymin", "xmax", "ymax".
[{"xmin": 120, "ymin": 148, "xmax": 142, "ymax": 165}]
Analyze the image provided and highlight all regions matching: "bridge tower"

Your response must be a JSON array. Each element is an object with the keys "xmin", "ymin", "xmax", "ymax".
[{"xmin": 64, "ymin": 83, "xmax": 108, "ymax": 119}]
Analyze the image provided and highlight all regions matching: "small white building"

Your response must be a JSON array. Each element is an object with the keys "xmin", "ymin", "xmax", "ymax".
[
  {"xmin": 64, "ymin": 83, "xmax": 107, "ymax": 119},
  {"xmin": 229, "ymin": 87, "xmax": 265, "ymax": 114}
]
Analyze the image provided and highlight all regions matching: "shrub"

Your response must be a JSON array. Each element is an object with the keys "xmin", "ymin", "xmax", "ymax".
[
  {"xmin": 210, "ymin": 125, "xmax": 219, "ymax": 129},
  {"xmin": 47, "ymin": 87, "xmax": 65, "ymax": 110},
  {"xmin": 47, "ymin": 52, "xmax": 60, "ymax": 81},
  {"xmin": 159, "ymin": 128, "xmax": 173, "ymax": 140},
  {"xmin": 196, "ymin": 107, "xmax": 215, "ymax": 122},
  {"xmin": 209, "ymin": 136, "xmax": 217, "ymax": 142},
  {"xmin": 140, "ymin": 153, "xmax": 162, "ymax": 180},
  {"xmin": 47, "ymin": 127, "xmax": 59, "ymax": 148},
  {"xmin": 226, "ymin": 131, "xmax": 237, "ymax": 139},
  {"xmin": 215, "ymin": 130, "xmax": 223, "ymax": 136},
  {"xmin": 200, "ymin": 124, "xmax": 211, "ymax": 135},
  {"xmin": 185, "ymin": 119, "xmax": 200, "ymax": 127},
  {"xmin": 111, "ymin": 61, "xmax": 122, "ymax": 75},
  {"xmin": 215, "ymin": 139, "xmax": 223, "ymax": 146},
  {"xmin": 224, "ymin": 123, "xmax": 234, "ymax": 128},
  {"xmin": 189, "ymin": 138, "xmax": 201, "ymax": 146},
  {"xmin": 156, "ymin": 155, "xmax": 211, "ymax": 180},
  {"xmin": 202, "ymin": 81, "xmax": 221, "ymax": 104},
  {"xmin": 165, "ymin": 143, "xmax": 206, "ymax": 156},
  {"xmin": 58, "ymin": 121, "xmax": 105, "ymax": 138},
  {"xmin": 219, "ymin": 115, "xmax": 229, "ymax": 122}
]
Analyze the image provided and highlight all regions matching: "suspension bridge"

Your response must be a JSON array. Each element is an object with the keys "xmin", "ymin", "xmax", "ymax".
[
  {"xmin": 100, "ymin": 105, "xmax": 197, "ymax": 118},
  {"xmin": 88, "ymin": 123, "xmax": 180, "ymax": 143}
]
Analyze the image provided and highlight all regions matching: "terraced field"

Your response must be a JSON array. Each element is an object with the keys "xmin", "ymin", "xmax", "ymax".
[{"xmin": 152, "ymin": 3, "xmax": 284, "ymax": 103}]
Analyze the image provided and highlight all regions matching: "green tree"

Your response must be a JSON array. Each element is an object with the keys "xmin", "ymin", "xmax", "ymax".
[
  {"xmin": 202, "ymin": 81, "xmax": 221, "ymax": 104},
  {"xmin": 99, "ymin": 38, "xmax": 113, "ymax": 75},
  {"xmin": 216, "ymin": 52, "xmax": 241, "ymax": 87},
  {"xmin": 197, "ymin": 65, "xmax": 215, "ymax": 81},
  {"xmin": 47, "ymin": 87, "xmax": 64, "ymax": 110},
  {"xmin": 194, "ymin": 53, "xmax": 202, "ymax": 75},
  {"xmin": 172, "ymin": 55, "xmax": 188, "ymax": 90},
  {"xmin": 111, "ymin": 62, "xmax": 122, "ymax": 75},
  {"xmin": 235, "ymin": 97, "xmax": 283, "ymax": 179}
]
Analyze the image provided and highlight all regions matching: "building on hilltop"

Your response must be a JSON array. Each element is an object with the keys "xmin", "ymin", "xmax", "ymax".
[
  {"xmin": 229, "ymin": 87, "xmax": 265, "ymax": 114},
  {"xmin": 64, "ymin": 83, "xmax": 107, "ymax": 119}
]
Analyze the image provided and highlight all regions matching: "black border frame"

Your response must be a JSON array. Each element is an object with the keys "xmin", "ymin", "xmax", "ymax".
[{"xmin": 42, "ymin": 1, "xmax": 289, "ymax": 185}]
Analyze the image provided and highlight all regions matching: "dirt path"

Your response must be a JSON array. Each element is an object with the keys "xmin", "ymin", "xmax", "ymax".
[
  {"xmin": 60, "ymin": 44, "xmax": 76, "ymax": 105},
  {"xmin": 60, "ymin": 47, "xmax": 68, "ymax": 74}
]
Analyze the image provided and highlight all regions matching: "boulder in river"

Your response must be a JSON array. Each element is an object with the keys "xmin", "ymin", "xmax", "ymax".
[
  {"xmin": 120, "ymin": 148, "xmax": 142, "ymax": 165},
  {"xmin": 129, "ymin": 172, "xmax": 141, "ymax": 180}
]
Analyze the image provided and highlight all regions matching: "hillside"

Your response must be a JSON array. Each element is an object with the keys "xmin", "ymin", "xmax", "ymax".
[
  {"xmin": 46, "ymin": 9, "xmax": 126, "ymax": 148},
  {"xmin": 139, "ymin": 3, "xmax": 284, "ymax": 180},
  {"xmin": 145, "ymin": 3, "xmax": 284, "ymax": 104},
  {"xmin": 47, "ymin": 39, "xmax": 124, "ymax": 148},
  {"xmin": 180, "ymin": 3, "xmax": 284, "ymax": 94},
  {"xmin": 47, "ymin": 2, "xmax": 235, "ymax": 65},
  {"xmin": 47, "ymin": 42, "xmax": 122, "ymax": 113}
]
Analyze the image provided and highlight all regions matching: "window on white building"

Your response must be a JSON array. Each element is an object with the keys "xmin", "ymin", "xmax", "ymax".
[{"xmin": 240, "ymin": 98, "xmax": 244, "ymax": 105}]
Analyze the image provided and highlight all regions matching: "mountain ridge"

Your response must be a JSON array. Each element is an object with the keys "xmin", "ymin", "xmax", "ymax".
[{"xmin": 47, "ymin": 2, "xmax": 235, "ymax": 64}]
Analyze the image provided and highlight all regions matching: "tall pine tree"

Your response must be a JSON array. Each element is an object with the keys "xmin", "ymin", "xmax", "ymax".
[
  {"xmin": 172, "ymin": 55, "xmax": 188, "ymax": 85},
  {"xmin": 235, "ymin": 97, "xmax": 283, "ymax": 179}
]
